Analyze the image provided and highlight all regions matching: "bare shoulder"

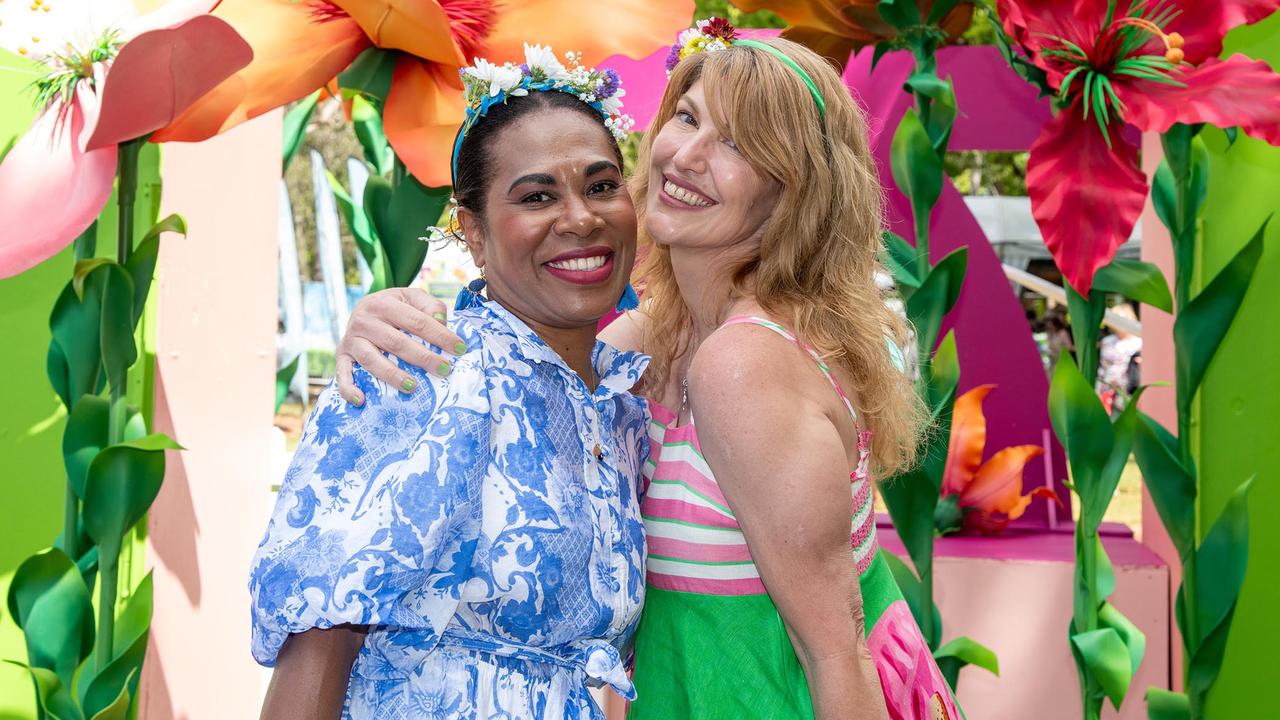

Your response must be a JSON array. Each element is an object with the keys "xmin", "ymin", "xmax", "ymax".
[
  {"xmin": 598, "ymin": 309, "xmax": 648, "ymax": 354},
  {"xmin": 689, "ymin": 322, "xmax": 814, "ymax": 421}
]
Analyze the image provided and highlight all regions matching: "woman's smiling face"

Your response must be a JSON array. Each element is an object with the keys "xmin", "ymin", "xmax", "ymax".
[
  {"xmin": 644, "ymin": 81, "xmax": 780, "ymax": 253},
  {"xmin": 460, "ymin": 108, "xmax": 636, "ymax": 331}
]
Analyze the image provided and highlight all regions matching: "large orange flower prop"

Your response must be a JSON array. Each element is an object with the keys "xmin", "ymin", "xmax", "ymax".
[
  {"xmin": 941, "ymin": 384, "xmax": 1060, "ymax": 534},
  {"xmin": 153, "ymin": 0, "xmax": 694, "ymax": 186},
  {"xmin": 727, "ymin": 0, "xmax": 973, "ymax": 70}
]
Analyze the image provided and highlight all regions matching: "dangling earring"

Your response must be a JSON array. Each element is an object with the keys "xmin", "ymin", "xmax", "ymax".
[
  {"xmin": 615, "ymin": 283, "xmax": 639, "ymax": 312},
  {"xmin": 455, "ymin": 270, "xmax": 487, "ymax": 311}
]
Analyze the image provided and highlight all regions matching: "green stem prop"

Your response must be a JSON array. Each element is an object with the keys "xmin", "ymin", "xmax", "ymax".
[
  {"xmin": 875, "ymin": 1, "xmax": 997, "ymax": 691},
  {"xmin": 96, "ymin": 137, "xmax": 145, "ymax": 672}
]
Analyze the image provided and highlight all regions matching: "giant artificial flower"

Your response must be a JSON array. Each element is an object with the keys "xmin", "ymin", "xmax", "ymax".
[
  {"xmin": 0, "ymin": 0, "xmax": 252, "ymax": 278},
  {"xmin": 728, "ymin": 0, "xmax": 974, "ymax": 70},
  {"xmin": 151, "ymin": 0, "xmax": 694, "ymax": 187},
  {"xmin": 999, "ymin": 0, "xmax": 1280, "ymax": 295},
  {"xmin": 941, "ymin": 384, "xmax": 1058, "ymax": 534}
]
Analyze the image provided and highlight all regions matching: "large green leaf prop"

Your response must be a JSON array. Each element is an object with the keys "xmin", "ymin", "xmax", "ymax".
[
  {"xmin": 880, "ymin": 230, "xmax": 923, "ymax": 290},
  {"xmin": 1183, "ymin": 478, "xmax": 1252, "ymax": 710},
  {"xmin": 96, "ymin": 264, "xmax": 137, "ymax": 396},
  {"xmin": 340, "ymin": 48, "xmax": 396, "ymax": 106},
  {"xmin": 934, "ymin": 635, "xmax": 999, "ymax": 690},
  {"xmin": 82, "ymin": 434, "xmax": 181, "ymax": 553},
  {"xmin": 890, "ymin": 108, "xmax": 943, "ymax": 266},
  {"xmin": 4, "ymin": 662, "xmax": 84, "ymax": 720},
  {"xmin": 1132, "ymin": 414, "xmax": 1195, "ymax": 561},
  {"xmin": 283, "ymin": 89, "xmax": 322, "ymax": 171},
  {"xmin": 275, "ymin": 354, "xmax": 301, "ymax": 413},
  {"xmin": 63, "ymin": 397, "xmax": 113, "ymax": 501},
  {"xmin": 364, "ymin": 173, "xmax": 451, "ymax": 288},
  {"xmin": 1146, "ymin": 688, "xmax": 1190, "ymax": 720},
  {"xmin": 904, "ymin": 247, "xmax": 967, "ymax": 358},
  {"xmin": 1173, "ymin": 220, "xmax": 1267, "ymax": 408},
  {"xmin": 877, "ymin": 0, "xmax": 921, "ymax": 30},
  {"xmin": 883, "ymin": 550, "xmax": 941, "ymax": 648},
  {"xmin": 1092, "ymin": 259, "xmax": 1174, "ymax": 313},
  {"xmin": 125, "ymin": 214, "xmax": 186, "ymax": 327},
  {"xmin": 6, "ymin": 550, "xmax": 94, "ymax": 689},
  {"xmin": 328, "ymin": 170, "xmax": 388, "ymax": 289},
  {"xmin": 1071, "ymin": 628, "xmax": 1133, "ymax": 709},
  {"xmin": 48, "ymin": 276, "xmax": 107, "ymax": 408},
  {"xmin": 352, "ymin": 95, "xmax": 393, "ymax": 176},
  {"xmin": 1048, "ymin": 356, "xmax": 1113, "ymax": 524}
]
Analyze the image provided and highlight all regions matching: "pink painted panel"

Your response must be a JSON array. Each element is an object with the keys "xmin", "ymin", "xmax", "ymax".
[{"xmin": 139, "ymin": 113, "xmax": 281, "ymax": 719}]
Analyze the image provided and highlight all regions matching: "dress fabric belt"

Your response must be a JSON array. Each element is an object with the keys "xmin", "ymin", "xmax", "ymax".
[{"xmin": 431, "ymin": 627, "xmax": 637, "ymax": 701}]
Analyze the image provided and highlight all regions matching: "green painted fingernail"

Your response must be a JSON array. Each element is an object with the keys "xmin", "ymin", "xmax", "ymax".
[
  {"xmin": 454, "ymin": 341, "xmax": 469, "ymax": 355},
  {"xmin": 437, "ymin": 361, "xmax": 452, "ymax": 377},
  {"xmin": 401, "ymin": 378, "xmax": 417, "ymax": 392},
  {"xmin": 433, "ymin": 311, "xmax": 447, "ymax": 322},
  {"xmin": 350, "ymin": 392, "xmax": 364, "ymax": 406}
]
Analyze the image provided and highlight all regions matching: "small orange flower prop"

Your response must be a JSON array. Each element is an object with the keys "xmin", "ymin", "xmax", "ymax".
[{"xmin": 941, "ymin": 384, "xmax": 1060, "ymax": 533}]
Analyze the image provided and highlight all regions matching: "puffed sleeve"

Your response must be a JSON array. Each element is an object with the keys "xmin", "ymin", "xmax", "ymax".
[{"xmin": 249, "ymin": 325, "xmax": 490, "ymax": 666}]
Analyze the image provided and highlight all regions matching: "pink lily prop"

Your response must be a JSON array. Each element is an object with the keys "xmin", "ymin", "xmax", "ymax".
[
  {"xmin": 942, "ymin": 384, "xmax": 1060, "ymax": 534},
  {"xmin": 0, "ymin": 0, "xmax": 251, "ymax": 278},
  {"xmin": 998, "ymin": 0, "xmax": 1280, "ymax": 295}
]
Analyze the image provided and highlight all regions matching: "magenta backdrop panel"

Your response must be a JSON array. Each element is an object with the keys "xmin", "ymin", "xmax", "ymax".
[{"xmin": 605, "ymin": 41, "xmax": 1069, "ymax": 528}]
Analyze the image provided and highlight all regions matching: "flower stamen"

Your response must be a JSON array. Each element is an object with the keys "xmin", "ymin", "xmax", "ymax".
[{"xmin": 1108, "ymin": 16, "xmax": 1184, "ymax": 63}]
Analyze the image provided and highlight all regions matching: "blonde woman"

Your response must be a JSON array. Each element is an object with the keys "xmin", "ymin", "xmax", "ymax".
[{"xmin": 336, "ymin": 23, "xmax": 960, "ymax": 720}]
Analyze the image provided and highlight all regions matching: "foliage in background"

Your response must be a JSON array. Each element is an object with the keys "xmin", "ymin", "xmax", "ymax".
[
  {"xmin": 944, "ymin": 151, "xmax": 1027, "ymax": 195},
  {"xmin": 283, "ymin": 99, "xmax": 368, "ymax": 286},
  {"xmin": 693, "ymin": 0, "xmax": 785, "ymax": 28}
]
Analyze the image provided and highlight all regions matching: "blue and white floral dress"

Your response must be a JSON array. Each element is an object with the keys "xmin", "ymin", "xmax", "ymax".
[{"xmin": 250, "ymin": 301, "xmax": 650, "ymax": 719}]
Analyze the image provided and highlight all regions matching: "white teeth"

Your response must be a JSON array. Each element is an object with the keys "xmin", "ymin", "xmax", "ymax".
[
  {"xmin": 663, "ymin": 180, "xmax": 711, "ymax": 207},
  {"xmin": 548, "ymin": 255, "xmax": 608, "ymax": 271}
]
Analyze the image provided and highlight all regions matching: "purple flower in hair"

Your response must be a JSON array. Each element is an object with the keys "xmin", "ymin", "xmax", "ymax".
[
  {"xmin": 519, "ymin": 63, "xmax": 531, "ymax": 76},
  {"xmin": 664, "ymin": 43, "xmax": 681, "ymax": 73},
  {"xmin": 599, "ymin": 68, "xmax": 621, "ymax": 98}
]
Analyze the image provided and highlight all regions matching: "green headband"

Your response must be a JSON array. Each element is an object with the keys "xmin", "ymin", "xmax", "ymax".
[{"xmin": 731, "ymin": 39, "xmax": 827, "ymax": 125}]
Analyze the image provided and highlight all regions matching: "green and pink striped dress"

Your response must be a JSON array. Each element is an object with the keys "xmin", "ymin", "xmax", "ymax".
[{"xmin": 628, "ymin": 316, "xmax": 960, "ymax": 720}]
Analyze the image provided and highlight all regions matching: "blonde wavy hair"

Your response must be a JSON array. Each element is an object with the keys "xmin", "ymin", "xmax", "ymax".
[{"xmin": 632, "ymin": 37, "xmax": 925, "ymax": 476}]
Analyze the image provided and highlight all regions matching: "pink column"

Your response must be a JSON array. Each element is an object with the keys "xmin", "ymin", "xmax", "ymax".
[
  {"xmin": 139, "ymin": 112, "xmax": 281, "ymax": 719},
  {"xmin": 1137, "ymin": 132, "xmax": 1182, "ymax": 691}
]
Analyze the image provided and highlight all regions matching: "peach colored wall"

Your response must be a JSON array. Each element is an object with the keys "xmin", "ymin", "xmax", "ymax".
[
  {"xmin": 138, "ymin": 112, "xmax": 281, "ymax": 719},
  {"xmin": 1137, "ymin": 132, "xmax": 1183, "ymax": 690}
]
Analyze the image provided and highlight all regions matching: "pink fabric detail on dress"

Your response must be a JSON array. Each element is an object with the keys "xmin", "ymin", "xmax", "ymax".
[{"xmin": 867, "ymin": 600, "xmax": 961, "ymax": 720}]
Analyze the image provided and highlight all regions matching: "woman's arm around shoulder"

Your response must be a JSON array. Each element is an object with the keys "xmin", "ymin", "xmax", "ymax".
[
  {"xmin": 335, "ymin": 288, "xmax": 466, "ymax": 402},
  {"xmin": 688, "ymin": 327, "xmax": 888, "ymax": 720}
]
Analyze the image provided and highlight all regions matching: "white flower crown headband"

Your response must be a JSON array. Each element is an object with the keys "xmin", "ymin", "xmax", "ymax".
[{"xmin": 449, "ymin": 43, "xmax": 634, "ymax": 182}]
